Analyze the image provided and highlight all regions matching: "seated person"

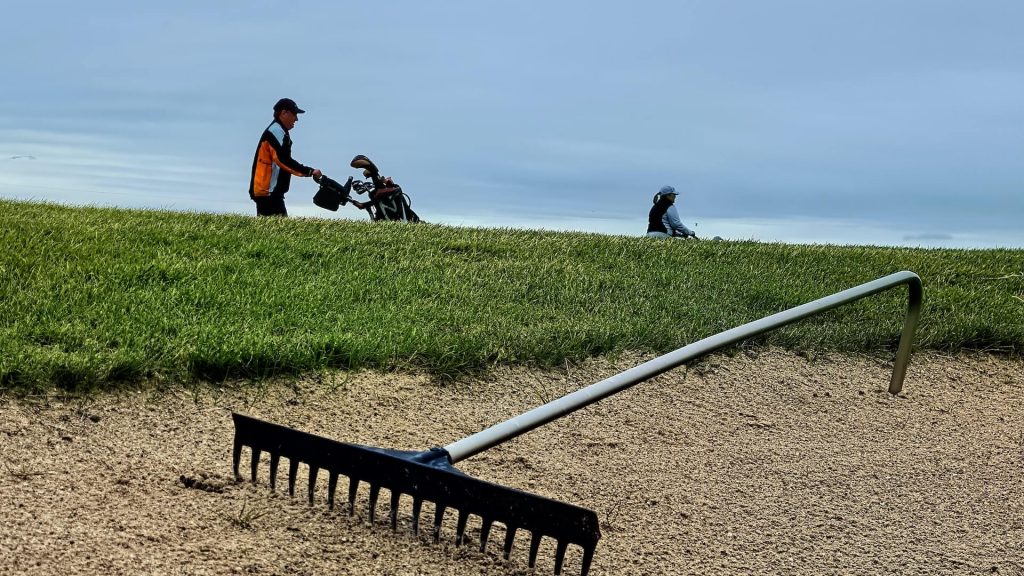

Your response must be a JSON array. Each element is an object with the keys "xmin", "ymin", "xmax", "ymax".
[{"xmin": 646, "ymin": 186, "xmax": 696, "ymax": 239}]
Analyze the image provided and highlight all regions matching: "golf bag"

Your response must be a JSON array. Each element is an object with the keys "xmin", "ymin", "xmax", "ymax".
[{"xmin": 313, "ymin": 155, "xmax": 421, "ymax": 223}]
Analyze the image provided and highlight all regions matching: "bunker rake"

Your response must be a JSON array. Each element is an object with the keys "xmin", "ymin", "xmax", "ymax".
[{"xmin": 232, "ymin": 271, "xmax": 922, "ymax": 575}]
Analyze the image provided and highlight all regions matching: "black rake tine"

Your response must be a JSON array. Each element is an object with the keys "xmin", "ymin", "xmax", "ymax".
[
  {"xmin": 231, "ymin": 438, "xmax": 242, "ymax": 480},
  {"xmin": 249, "ymin": 448, "xmax": 261, "ymax": 483},
  {"xmin": 581, "ymin": 546, "xmax": 595, "ymax": 576},
  {"xmin": 327, "ymin": 472, "xmax": 338, "ymax": 510},
  {"xmin": 288, "ymin": 459, "xmax": 299, "ymax": 496},
  {"xmin": 503, "ymin": 526, "xmax": 517, "ymax": 559},
  {"xmin": 455, "ymin": 509, "xmax": 470, "ymax": 546},
  {"xmin": 347, "ymin": 477, "xmax": 359, "ymax": 514},
  {"xmin": 269, "ymin": 453, "xmax": 280, "ymax": 491},
  {"xmin": 432, "ymin": 504, "xmax": 446, "ymax": 542},
  {"xmin": 479, "ymin": 518, "xmax": 493, "ymax": 552},
  {"xmin": 554, "ymin": 539, "xmax": 569, "ymax": 575},
  {"xmin": 411, "ymin": 497, "xmax": 423, "ymax": 535},
  {"xmin": 528, "ymin": 531, "xmax": 543, "ymax": 568},
  {"xmin": 368, "ymin": 484, "xmax": 381, "ymax": 524},
  {"xmin": 307, "ymin": 466, "xmax": 319, "ymax": 505},
  {"xmin": 389, "ymin": 491, "xmax": 401, "ymax": 530}
]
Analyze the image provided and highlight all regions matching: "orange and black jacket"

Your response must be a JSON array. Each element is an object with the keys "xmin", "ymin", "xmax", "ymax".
[{"xmin": 248, "ymin": 119, "xmax": 313, "ymax": 199}]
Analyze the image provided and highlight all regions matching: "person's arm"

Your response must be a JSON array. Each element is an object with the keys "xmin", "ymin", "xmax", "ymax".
[
  {"xmin": 265, "ymin": 125, "xmax": 316, "ymax": 177},
  {"xmin": 664, "ymin": 205, "xmax": 695, "ymax": 237}
]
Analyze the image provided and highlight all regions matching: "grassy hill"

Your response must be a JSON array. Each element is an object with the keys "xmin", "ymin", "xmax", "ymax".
[{"xmin": 1, "ymin": 200, "xmax": 1021, "ymax": 392}]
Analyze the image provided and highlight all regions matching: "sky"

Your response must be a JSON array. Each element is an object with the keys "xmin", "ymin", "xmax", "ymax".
[{"xmin": 1, "ymin": 1, "xmax": 1022, "ymax": 249}]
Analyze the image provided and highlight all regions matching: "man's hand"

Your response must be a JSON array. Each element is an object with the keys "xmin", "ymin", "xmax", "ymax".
[{"xmin": 312, "ymin": 168, "xmax": 322, "ymax": 178}]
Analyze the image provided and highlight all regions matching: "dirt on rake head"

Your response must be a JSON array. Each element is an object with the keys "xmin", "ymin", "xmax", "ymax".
[{"xmin": 231, "ymin": 413, "xmax": 601, "ymax": 576}]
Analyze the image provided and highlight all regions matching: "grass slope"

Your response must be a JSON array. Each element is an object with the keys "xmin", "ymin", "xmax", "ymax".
[{"xmin": 1, "ymin": 200, "xmax": 1021, "ymax": 391}]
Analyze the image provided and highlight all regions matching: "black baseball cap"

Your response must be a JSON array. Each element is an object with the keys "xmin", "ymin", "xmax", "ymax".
[{"xmin": 273, "ymin": 98, "xmax": 305, "ymax": 114}]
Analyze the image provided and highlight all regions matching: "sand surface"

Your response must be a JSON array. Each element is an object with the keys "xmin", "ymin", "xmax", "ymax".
[{"xmin": 2, "ymin": 348, "xmax": 1022, "ymax": 575}]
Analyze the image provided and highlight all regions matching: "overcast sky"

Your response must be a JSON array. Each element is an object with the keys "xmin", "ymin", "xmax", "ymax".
[{"xmin": 1, "ymin": 1, "xmax": 1022, "ymax": 248}]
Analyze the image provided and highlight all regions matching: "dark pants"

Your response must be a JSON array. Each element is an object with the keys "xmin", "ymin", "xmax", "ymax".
[{"xmin": 254, "ymin": 195, "xmax": 287, "ymax": 217}]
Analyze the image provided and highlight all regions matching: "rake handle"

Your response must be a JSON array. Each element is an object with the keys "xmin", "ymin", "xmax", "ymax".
[{"xmin": 443, "ymin": 270, "xmax": 922, "ymax": 464}]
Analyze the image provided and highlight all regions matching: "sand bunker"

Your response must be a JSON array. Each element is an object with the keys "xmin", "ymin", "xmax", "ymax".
[{"xmin": 2, "ymin": 348, "xmax": 1022, "ymax": 575}]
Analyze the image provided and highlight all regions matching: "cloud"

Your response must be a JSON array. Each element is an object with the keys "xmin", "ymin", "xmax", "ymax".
[{"xmin": 0, "ymin": 128, "xmax": 240, "ymax": 213}]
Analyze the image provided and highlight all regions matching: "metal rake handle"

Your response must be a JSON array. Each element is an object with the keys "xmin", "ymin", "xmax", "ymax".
[{"xmin": 444, "ymin": 270, "xmax": 922, "ymax": 463}]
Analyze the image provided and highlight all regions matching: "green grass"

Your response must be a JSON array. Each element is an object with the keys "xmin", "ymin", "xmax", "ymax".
[{"xmin": 1, "ymin": 200, "xmax": 1021, "ymax": 392}]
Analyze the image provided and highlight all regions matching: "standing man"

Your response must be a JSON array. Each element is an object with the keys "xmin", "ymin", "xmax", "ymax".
[
  {"xmin": 248, "ymin": 98, "xmax": 322, "ymax": 217},
  {"xmin": 646, "ymin": 185, "xmax": 697, "ymax": 239}
]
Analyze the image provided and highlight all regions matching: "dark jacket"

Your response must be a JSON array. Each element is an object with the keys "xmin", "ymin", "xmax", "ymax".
[
  {"xmin": 647, "ymin": 197, "xmax": 673, "ymax": 233},
  {"xmin": 248, "ymin": 120, "xmax": 313, "ymax": 199}
]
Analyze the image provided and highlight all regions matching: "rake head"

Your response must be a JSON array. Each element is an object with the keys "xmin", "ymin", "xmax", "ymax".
[{"xmin": 231, "ymin": 413, "xmax": 600, "ymax": 576}]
